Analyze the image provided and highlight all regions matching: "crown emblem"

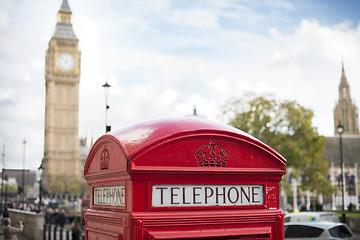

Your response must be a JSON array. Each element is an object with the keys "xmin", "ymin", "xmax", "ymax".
[
  {"xmin": 100, "ymin": 145, "xmax": 110, "ymax": 170},
  {"xmin": 194, "ymin": 139, "xmax": 229, "ymax": 167}
]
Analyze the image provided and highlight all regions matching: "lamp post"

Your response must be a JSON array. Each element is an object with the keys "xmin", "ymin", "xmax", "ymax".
[
  {"xmin": 1, "ymin": 145, "xmax": 5, "ymax": 212},
  {"xmin": 4, "ymin": 175, "xmax": 8, "ymax": 208},
  {"xmin": 21, "ymin": 139, "xmax": 27, "ymax": 207},
  {"xmin": 337, "ymin": 122, "xmax": 346, "ymax": 223},
  {"xmin": 38, "ymin": 163, "xmax": 44, "ymax": 213},
  {"xmin": 102, "ymin": 81, "xmax": 111, "ymax": 133}
]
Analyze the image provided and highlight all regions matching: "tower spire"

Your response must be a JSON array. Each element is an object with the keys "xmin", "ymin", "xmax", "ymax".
[
  {"xmin": 341, "ymin": 60, "xmax": 347, "ymax": 84},
  {"xmin": 57, "ymin": 0, "xmax": 72, "ymax": 25},
  {"xmin": 339, "ymin": 61, "xmax": 350, "ymax": 100},
  {"xmin": 60, "ymin": 0, "xmax": 72, "ymax": 14},
  {"xmin": 53, "ymin": 0, "xmax": 77, "ymax": 40},
  {"xmin": 333, "ymin": 61, "xmax": 359, "ymax": 135}
]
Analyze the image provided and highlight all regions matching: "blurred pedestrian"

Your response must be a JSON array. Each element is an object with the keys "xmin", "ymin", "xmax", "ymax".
[
  {"xmin": 52, "ymin": 209, "xmax": 59, "ymax": 227},
  {"xmin": 2, "ymin": 207, "xmax": 9, "ymax": 218},
  {"xmin": 45, "ymin": 208, "xmax": 53, "ymax": 224},
  {"xmin": 58, "ymin": 209, "xmax": 66, "ymax": 228},
  {"xmin": 300, "ymin": 202, "xmax": 307, "ymax": 212},
  {"xmin": 3, "ymin": 218, "xmax": 23, "ymax": 240},
  {"xmin": 71, "ymin": 220, "xmax": 82, "ymax": 240}
]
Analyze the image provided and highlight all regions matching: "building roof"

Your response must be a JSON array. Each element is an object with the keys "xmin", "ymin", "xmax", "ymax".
[
  {"xmin": 324, "ymin": 135, "xmax": 360, "ymax": 166},
  {"xmin": 53, "ymin": 0, "xmax": 77, "ymax": 40},
  {"xmin": 52, "ymin": 24, "xmax": 78, "ymax": 40}
]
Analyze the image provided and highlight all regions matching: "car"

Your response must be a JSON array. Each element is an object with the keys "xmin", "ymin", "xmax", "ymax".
[
  {"xmin": 283, "ymin": 209, "xmax": 289, "ymax": 216},
  {"xmin": 284, "ymin": 211, "xmax": 339, "ymax": 223},
  {"xmin": 284, "ymin": 222, "xmax": 355, "ymax": 239}
]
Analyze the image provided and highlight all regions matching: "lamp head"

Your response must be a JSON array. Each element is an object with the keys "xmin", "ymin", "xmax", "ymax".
[
  {"xmin": 38, "ymin": 163, "xmax": 44, "ymax": 176},
  {"xmin": 102, "ymin": 82, "xmax": 111, "ymax": 89},
  {"xmin": 337, "ymin": 122, "xmax": 344, "ymax": 134},
  {"xmin": 102, "ymin": 81, "xmax": 111, "ymax": 95}
]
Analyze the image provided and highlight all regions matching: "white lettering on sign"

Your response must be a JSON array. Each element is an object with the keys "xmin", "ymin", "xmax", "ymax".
[
  {"xmin": 93, "ymin": 185, "xmax": 125, "ymax": 207},
  {"xmin": 152, "ymin": 185, "xmax": 264, "ymax": 207}
]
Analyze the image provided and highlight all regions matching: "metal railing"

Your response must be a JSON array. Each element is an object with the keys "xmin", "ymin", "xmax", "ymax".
[{"xmin": 43, "ymin": 224, "xmax": 84, "ymax": 240}]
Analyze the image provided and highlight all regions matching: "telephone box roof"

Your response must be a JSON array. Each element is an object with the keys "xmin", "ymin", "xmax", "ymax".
[{"xmin": 84, "ymin": 117, "xmax": 286, "ymax": 176}]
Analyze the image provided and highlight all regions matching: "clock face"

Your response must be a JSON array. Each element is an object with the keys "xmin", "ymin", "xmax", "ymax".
[{"xmin": 57, "ymin": 53, "xmax": 75, "ymax": 72}]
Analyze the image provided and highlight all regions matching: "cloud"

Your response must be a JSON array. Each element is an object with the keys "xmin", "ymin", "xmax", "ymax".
[
  {"xmin": 171, "ymin": 9, "xmax": 218, "ymax": 28},
  {"xmin": 263, "ymin": 19, "xmax": 360, "ymax": 133},
  {"xmin": 264, "ymin": 0, "xmax": 295, "ymax": 11},
  {"xmin": 0, "ymin": 0, "xmax": 12, "ymax": 29}
]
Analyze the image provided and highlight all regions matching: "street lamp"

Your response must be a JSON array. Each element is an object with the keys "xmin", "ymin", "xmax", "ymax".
[
  {"xmin": 4, "ymin": 175, "xmax": 8, "ymax": 208},
  {"xmin": 102, "ymin": 81, "xmax": 111, "ymax": 133},
  {"xmin": 22, "ymin": 139, "xmax": 26, "ymax": 206},
  {"xmin": 337, "ymin": 122, "xmax": 346, "ymax": 223},
  {"xmin": 38, "ymin": 163, "xmax": 44, "ymax": 213},
  {"xmin": 1, "ymin": 145, "xmax": 5, "ymax": 212}
]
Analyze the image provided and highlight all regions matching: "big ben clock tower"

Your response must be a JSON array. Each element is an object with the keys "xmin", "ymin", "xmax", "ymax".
[{"xmin": 43, "ymin": 0, "xmax": 82, "ymax": 187}]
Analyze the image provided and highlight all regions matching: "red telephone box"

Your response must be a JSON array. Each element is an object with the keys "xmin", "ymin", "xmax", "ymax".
[{"xmin": 84, "ymin": 118, "xmax": 286, "ymax": 240}]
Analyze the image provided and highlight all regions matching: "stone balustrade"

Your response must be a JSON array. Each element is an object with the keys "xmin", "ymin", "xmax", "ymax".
[{"xmin": 8, "ymin": 208, "xmax": 44, "ymax": 240}]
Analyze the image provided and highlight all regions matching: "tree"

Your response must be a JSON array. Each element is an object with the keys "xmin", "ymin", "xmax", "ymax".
[
  {"xmin": 222, "ymin": 93, "xmax": 334, "ymax": 195},
  {"xmin": 6, "ymin": 185, "xmax": 18, "ymax": 195},
  {"xmin": 47, "ymin": 174, "xmax": 89, "ymax": 195}
]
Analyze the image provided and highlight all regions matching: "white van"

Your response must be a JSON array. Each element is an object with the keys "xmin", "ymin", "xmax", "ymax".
[{"xmin": 284, "ymin": 212, "xmax": 339, "ymax": 223}]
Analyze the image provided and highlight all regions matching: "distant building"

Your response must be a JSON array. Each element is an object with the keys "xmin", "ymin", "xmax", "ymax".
[
  {"xmin": 43, "ymin": 0, "xmax": 83, "ymax": 188},
  {"xmin": 0, "ymin": 169, "xmax": 37, "ymax": 188},
  {"xmin": 79, "ymin": 137, "xmax": 90, "ymax": 172},
  {"xmin": 325, "ymin": 136, "xmax": 360, "ymax": 194},
  {"xmin": 324, "ymin": 62, "xmax": 360, "ymax": 209}
]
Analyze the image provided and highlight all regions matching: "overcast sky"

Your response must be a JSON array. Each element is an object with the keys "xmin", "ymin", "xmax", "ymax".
[{"xmin": 0, "ymin": 0, "xmax": 359, "ymax": 170}]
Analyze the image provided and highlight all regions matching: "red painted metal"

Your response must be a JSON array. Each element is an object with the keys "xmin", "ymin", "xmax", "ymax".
[{"xmin": 84, "ymin": 118, "xmax": 286, "ymax": 239}]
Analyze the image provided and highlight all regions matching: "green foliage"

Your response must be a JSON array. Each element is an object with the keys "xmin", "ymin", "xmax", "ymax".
[
  {"xmin": 280, "ymin": 175, "xmax": 292, "ymax": 197},
  {"xmin": 47, "ymin": 174, "xmax": 89, "ymax": 195},
  {"xmin": 5, "ymin": 185, "xmax": 18, "ymax": 195},
  {"xmin": 223, "ymin": 93, "xmax": 334, "ymax": 195}
]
